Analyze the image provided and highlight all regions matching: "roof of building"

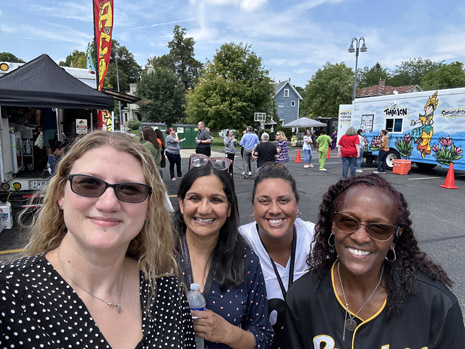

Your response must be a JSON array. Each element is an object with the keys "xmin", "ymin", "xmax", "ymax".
[
  {"xmin": 356, "ymin": 79, "xmax": 422, "ymax": 98},
  {"xmin": 274, "ymin": 79, "xmax": 303, "ymax": 100}
]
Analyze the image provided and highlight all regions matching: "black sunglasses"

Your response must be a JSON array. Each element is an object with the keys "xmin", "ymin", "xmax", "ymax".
[
  {"xmin": 333, "ymin": 212, "xmax": 399, "ymax": 242},
  {"xmin": 68, "ymin": 174, "xmax": 152, "ymax": 203}
]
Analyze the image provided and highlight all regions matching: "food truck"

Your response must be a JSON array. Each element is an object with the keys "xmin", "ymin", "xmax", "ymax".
[
  {"xmin": 0, "ymin": 54, "xmax": 114, "ymax": 212},
  {"xmin": 338, "ymin": 88, "xmax": 465, "ymax": 171}
]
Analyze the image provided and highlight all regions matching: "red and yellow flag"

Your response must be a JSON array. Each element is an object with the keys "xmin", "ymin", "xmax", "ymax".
[{"xmin": 93, "ymin": 0, "xmax": 113, "ymax": 92}]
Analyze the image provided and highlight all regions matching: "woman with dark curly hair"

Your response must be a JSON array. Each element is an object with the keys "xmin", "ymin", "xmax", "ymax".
[{"xmin": 286, "ymin": 174, "xmax": 465, "ymax": 348}]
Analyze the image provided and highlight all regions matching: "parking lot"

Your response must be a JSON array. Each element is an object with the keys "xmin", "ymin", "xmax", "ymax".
[{"xmin": 1, "ymin": 147, "xmax": 464, "ymax": 315}]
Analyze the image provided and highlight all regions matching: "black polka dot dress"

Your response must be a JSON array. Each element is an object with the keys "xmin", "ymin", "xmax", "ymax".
[{"xmin": 0, "ymin": 255, "xmax": 195, "ymax": 348}]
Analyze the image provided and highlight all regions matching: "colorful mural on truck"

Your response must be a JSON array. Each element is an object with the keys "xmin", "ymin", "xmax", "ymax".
[{"xmin": 345, "ymin": 88, "xmax": 465, "ymax": 170}]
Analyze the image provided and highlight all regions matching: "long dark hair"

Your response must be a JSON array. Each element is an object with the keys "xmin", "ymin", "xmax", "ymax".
[
  {"xmin": 309, "ymin": 174, "xmax": 451, "ymax": 319},
  {"xmin": 142, "ymin": 126, "xmax": 160, "ymax": 149},
  {"xmin": 155, "ymin": 128, "xmax": 166, "ymax": 150},
  {"xmin": 172, "ymin": 165, "xmax": 247, "ymax": 290}
]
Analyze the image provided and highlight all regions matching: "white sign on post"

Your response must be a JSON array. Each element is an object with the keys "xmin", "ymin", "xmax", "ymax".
[{"xmin": 76, "ymin": 119, "xmax": 88, "ymax": 134}]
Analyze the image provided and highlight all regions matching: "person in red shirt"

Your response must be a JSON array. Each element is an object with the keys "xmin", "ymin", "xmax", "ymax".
[{"xmin": 338, "ymin": 127, "xmax": 360, "ymax": 179}]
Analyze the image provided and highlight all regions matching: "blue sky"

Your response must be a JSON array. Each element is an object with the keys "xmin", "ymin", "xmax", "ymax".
[{"xmin": 2, "ymin": 0, "xmax": 465, "ymax": 88}]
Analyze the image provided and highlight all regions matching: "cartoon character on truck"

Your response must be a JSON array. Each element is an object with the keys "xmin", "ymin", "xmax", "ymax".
[{"xmin": 411, "ymin": 91, "xmax": 438, "ymax": 158}]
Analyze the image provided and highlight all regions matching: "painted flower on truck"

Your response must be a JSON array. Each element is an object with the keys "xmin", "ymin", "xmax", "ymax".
[
  {"xmin": 432, "ymin": 136, "xmax": 463, "ymax": 165},
  {"xmin": 395, "ymin": 133, "xmax": 413, "ymax": 158}
]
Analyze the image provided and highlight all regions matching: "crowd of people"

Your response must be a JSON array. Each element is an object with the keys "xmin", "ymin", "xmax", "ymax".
[{"xmin": 1, "ymin": 129, "xmax": 464, "ymax": 348}]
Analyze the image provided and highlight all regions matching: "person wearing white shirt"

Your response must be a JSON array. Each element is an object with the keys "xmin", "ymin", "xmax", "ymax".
[{"xmin": 239, "ymin": 162, "xmax": 315, "ymax": 348}]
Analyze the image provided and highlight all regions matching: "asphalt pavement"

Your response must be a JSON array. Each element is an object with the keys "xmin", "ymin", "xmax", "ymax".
[{"xmin": 1, "ymin": 147, "xmax": 465, "ymax": 316}]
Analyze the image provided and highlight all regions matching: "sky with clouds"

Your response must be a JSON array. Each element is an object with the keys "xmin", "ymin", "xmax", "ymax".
[{"xmin": 2, "ymin": 0, "xmax": 465, "ymax": 88}]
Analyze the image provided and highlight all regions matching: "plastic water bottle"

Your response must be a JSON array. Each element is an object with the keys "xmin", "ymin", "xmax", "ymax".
[{"xmin": 187, "ymin": 283, "xmax": 206, "ymax": 349}]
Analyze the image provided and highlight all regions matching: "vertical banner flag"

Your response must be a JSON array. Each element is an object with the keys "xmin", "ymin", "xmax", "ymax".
[{"xmin": 93, "ymin": 0, "xmax": 113, "ymax": 92}]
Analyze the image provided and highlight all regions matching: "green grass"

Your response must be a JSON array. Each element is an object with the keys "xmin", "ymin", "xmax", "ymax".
[{"xmin": 211, "ymin": 136, "xmax": 226, "ymax": 151}]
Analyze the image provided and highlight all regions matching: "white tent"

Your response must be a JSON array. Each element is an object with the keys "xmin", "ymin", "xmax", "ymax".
[{"xmin": 281, "ymin": 117, "xmax": 327, "ymax": 128}]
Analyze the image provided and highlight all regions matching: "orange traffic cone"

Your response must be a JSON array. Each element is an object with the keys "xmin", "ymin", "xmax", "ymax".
[
  {"xmin": 440, "ymin": 163, "xmax": 459, "ymax": 189},
  {"xmin": 327, "ymin": 148, "xmax": 331, "ymax": 159},
  {"xmin": 294, "ymin": 148, "xmax": 303, "ymax": 163}
]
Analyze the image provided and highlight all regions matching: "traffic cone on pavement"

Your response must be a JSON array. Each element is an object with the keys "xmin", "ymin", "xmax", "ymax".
[
  {"xmin": 327, "ymin": 149, "xmax": 331, "ymax": 159},
  {"xmin": 294, "ymin": 148, "xmax": 303, "ymax": 163},
  {"xmin": 440, "ymin": 163, "xmax": 459, "ymax": 189}
]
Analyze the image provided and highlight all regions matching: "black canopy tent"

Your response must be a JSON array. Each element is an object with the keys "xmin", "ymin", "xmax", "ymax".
[{"xmin": 0, "ymin": 54, "xmax": 114, "ymax": 110}]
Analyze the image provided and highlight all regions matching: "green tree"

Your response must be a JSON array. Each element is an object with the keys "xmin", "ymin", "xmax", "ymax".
[
  {"xmin": 136, "ymin": 67, "xmax": 186, "ymax": 124},
  {"xmin": 59, "ymin": 50, "xmax": 86, "ymax": 68},
  {"xmin": 0, "ymin": 52, "xmax": 25, "ymax": 63},
  {"xmin": 186, "ymin": 43, "xmax": 275, "ymax": 131},
  {"xmin": 106, "ymin": 41, "xmax": 142, "ymax": 93},
  {"xmin": 421, "ymin": 61, "xmax": 465, "ymax": 90},
  {"xmin": 301, "ymin": 62, "xmax": 353, "ymax": 118},
  {"xmin": 358, "ymin": 62, "xmax": 389, "ymax": 88},
  {"xmin": 388, "ymin": 58, "xmax": 441, "ymax": 86},
  {"xmin": 149, "ymin": 25, "xmax": 203, "ymax": 91}
]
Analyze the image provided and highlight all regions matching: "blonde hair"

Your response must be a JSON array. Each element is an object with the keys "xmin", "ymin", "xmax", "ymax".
[
  {"xmin": 21, "ymin": 131, "xmax": 177, "ymax": 284},
  {"xmin": 277, "ymin": 131, "xmax": 288, "ymax": 141}
]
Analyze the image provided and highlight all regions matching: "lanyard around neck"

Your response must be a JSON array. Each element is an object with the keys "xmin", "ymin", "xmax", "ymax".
[
  {"xmin": 181, "ymin": 234, "xmax": 213, "ymax": 300},
  {"xmin": 257, "ymin": 224, "xmax": 297, "ymax": 298}
]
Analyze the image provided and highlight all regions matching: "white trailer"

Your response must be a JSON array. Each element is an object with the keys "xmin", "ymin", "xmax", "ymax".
[{"xmin": 340, "ymin": 88, "xmax": 465, "ymax": 171}]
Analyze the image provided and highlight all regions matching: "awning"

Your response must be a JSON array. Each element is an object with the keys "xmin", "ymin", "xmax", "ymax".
[{"xmin": 102, "ymin": 88, "xmax": 151, "ymax": 106}]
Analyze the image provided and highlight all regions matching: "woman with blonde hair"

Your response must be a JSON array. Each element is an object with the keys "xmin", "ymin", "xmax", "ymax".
[
  {"xmin": 275, "ymin": 131, "xmax": 289, "ymax": 164},
  {"xmin": 0, "ymin": 131, "xmax": 195, "ymax": 348}
]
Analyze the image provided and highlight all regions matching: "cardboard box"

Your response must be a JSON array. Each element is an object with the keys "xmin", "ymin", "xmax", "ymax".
[{"xmin": 393, "ymin": 159, "xmax": 411, "ymax": 175}]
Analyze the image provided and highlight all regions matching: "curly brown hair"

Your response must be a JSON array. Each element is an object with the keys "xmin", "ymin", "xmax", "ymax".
[{"xmin": 308, "ymin": 174, "xmax": 452, "ymax": 319}]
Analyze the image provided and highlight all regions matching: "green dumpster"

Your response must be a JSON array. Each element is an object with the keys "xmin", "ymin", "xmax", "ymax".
[{"xmin": 172, "ymin": 124, "xmax": 197, "ymax": 149}]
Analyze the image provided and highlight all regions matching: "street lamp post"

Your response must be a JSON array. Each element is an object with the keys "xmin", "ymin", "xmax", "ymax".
[
  {"xmin": 114, "ymin": 52, "xmax": 123, "ymax": 130},
  {"xmin": 348, "ymin": 37, "xmax": 367, "ymax": 101}
]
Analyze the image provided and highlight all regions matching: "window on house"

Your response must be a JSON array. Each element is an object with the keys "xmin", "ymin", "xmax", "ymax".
[
  {"xmin": 284, "ymin": 89, "xmax": 289, "ymax": 97},
  {"xmin": 291, "ymin": 101, "xmax": 296, "ymax": 107}
]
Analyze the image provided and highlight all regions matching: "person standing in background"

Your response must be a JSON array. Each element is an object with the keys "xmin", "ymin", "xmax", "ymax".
[
  {"xmin": 331, "ymin": 130, "xmax": 338, "ymax": 150},
  {"xmin": 276, "ymin": 131, "xmax": 289, "ymax": 164},
  {"xmin": 303, "ymin": 129, "xmax": 314, "ymax": 168},
  {"xmin": 195, "ymin": 121, "xmax": 212, "ymax": 157},
  {"xmin": 375, "ymin": 129, "xmax": 389, "ymax": 174},
  {"xmin": 338, "ymin": 126, "xmax": 360, "ymax": 179},
  {"xmin": 36, "ymin": 108, "xmax": 58, "ymax": 156},
  {"xmin": 141, "ymin": 127, "xmax": 162, "ymax": 175},
  {"xmin": 253, "ymin": 132, "xmax": 278, "ymax": 170},
  {"xmin": 154, "ymin": 128, "xmax": 166, "ymax": 178},
  {"xmin": 165, "ymin": 127, "xmax": 184, "ymax": 181},
  {"xmin": 223, "ymin": 129, "xmax": 236, "ymax": 176},
  {"xmin": 240, "ymin": 126, "xmax": 260, "ymax": 179},
  {"xmin": 316, "ymin": 130, "xmax": 332, "ymax": 171},
  {"xmin": 356, "ymin": 129, "xmax": 365, "ymax": 173}
]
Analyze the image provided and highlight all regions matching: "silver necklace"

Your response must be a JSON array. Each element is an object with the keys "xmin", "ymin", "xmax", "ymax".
[
  {"xmin": 337, "ymin": 261, "xmax": 384, "ymax": 341},
  {"xmin": 58, "ymin": 250, "xmax": 124, "ymax": 313}
]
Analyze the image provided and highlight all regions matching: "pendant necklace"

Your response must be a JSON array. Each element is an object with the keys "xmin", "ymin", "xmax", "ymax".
[
  {"xmin": 337, "ymin": 261, "xmax": 384, "ymax": 341},
  {"xmin": 57, "ymin": 249, "xmax": 124, "ymax": 313}
]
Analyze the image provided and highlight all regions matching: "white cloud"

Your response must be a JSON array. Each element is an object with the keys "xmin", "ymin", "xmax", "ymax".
[{"xmin": 189, "ymin": 0, "xmax": 267, "ymax": 12}]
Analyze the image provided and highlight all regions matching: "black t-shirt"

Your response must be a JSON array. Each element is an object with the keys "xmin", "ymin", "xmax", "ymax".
[{"xmin": 255, "ymin": 142, "xmax": 278, "ymax": 168}]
